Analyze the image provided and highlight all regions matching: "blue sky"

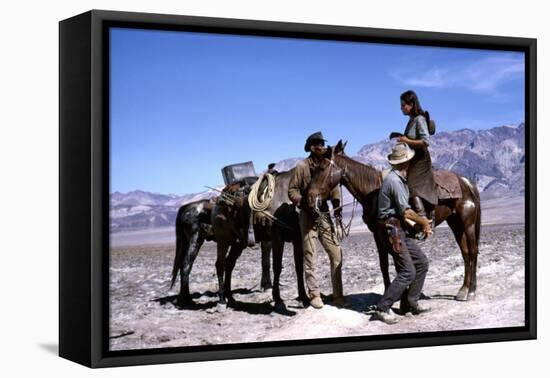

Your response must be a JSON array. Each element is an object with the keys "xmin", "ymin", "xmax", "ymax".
[{"xmin": 110, "ymin": 27, "xmax": 525, "ymax": 195}]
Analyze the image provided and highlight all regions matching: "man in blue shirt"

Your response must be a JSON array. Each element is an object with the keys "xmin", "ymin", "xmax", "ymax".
[{"xmin": 375, "ymin": 143, "xmax": 433, "ymax": 324}]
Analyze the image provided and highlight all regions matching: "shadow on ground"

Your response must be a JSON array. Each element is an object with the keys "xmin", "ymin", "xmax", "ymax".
[
  {"xmin": 38, "ymin": 343, "xmax": 58, "ymax": 356},
  {"xmin": 153, "ymin": 288, "xmax": 300, "ymax": 316}
]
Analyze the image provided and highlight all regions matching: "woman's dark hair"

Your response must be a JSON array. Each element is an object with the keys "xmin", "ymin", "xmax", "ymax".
[{"xmin": 400, "ymin": 90, "xmax": 430, "ymax": 124}]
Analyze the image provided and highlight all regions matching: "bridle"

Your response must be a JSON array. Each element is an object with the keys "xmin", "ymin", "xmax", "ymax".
[
  {"xmin": 311, "ymin": 148, "xmax": 356, "ymax": 241},
  {"xmin": 313, "ymin": 147, "xmax": 339, "ymax": 214}
]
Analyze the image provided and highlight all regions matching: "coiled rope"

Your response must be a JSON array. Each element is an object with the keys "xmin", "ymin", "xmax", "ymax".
[{"xmin": 248, "ymin": 173, "xmax": 276, "ymax": 212}]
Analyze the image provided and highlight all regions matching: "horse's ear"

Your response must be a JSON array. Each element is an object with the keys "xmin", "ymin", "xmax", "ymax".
[
  {"xmin": 325, "ymin": 145, "xmax": 334, "ymax": 159},
  {"xmin": 335, "ymin": 140, "xmax": 347, "ymax": 154}
]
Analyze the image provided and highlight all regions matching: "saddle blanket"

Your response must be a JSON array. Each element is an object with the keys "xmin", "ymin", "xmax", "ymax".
[{"xmin": 434, "ymin": 170, "xmax": 463, "ymax": 200}]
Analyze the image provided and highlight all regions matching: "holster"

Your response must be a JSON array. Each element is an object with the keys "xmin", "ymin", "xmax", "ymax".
[{"xmin": 379, "ymin": 217, "xmax": 403, "ymax": 253}]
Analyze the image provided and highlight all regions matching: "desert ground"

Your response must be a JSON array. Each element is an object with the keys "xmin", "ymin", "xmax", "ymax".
[{"xmin": 109, "ymin": 221, "xmax": 525, "ymax": 351}]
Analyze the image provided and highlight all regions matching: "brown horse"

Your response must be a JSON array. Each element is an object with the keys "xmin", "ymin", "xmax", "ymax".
[
  {"xmin": 210, "ymin": 189, "xmax": 252, "ymax": 311},
  {"xmin": 252, "ymin": 169, "xmax": 308, "ymax": 312},
  {"xmin": 171, "ymin": 170, "xmax": 307, "ymax": 313},
  {"xmin": 209, "ymin": 171, "xmax": 307, "ymax": 312},
  {"xmin": 306, "ymin": 141, "xmax": 481, "ymax": 301}
]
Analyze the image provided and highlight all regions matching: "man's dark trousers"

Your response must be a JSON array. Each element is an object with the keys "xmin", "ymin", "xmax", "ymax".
[{"xmin": 377, "ymin": 228, "xmax": 429, "ymax": 311}]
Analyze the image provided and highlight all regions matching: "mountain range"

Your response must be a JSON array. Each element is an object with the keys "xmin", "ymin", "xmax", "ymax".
[
  {"xmin": 110, "ymin": 122, "xmax": 525, "ymax": 233},
  {"xmin": 355, "ymin": 123, "xmax": 525, "ymax": 198}
]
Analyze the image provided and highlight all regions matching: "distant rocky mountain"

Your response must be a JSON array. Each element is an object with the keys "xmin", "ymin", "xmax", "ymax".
[
  {"xmin": 272, "ymin": 157, "xmax": 302, "ymax": 172},
  {"xmin": 110, "ymin": 188, "xmax": 220, "ymax": 233},
  {"xmin": 356, "ymin": 123, "xmax": 525, "ymax": 199},
  {"xmin": 110, "ymin": 123, "xmax": 525, "ymax": 232}
]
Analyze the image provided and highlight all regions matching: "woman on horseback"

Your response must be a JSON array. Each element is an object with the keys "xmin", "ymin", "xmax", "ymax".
[{"xmin": 394, "ymin": 90, "xmax": 438, "ymax": 235}]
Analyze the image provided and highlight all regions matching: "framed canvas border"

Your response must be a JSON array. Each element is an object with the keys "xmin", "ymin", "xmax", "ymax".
[{"xmin": 59, "ymin": 9, "xmax": 537, "ymax": 368}]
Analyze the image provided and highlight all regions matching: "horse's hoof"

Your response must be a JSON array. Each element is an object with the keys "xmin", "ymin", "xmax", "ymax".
[
  {"xmin": 455, "ymin": 289, "xmax": 469, "ymax": 302},
  {"xmin": 274, "ymin": 301, "xmax": 287, "ymax": 313},
  {"xmin": 468, "ymin": 292, "xmax": 476, "ymax": 300},
  {"xmin": 216, "ymin": 303, "xmax": 227, "ymax": 313},
  {"xmin": 175, "ymin": 296, "xmax": 194, "ymax": 308}
]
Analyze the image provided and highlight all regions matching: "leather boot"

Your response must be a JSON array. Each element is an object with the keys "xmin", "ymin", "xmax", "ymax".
[
  {"xmin": 429, "ymin": 209, "xmax": 436, "ymax": 229},
  {"xmin": 411, "ymin": 196, "xmax": 429, "ymax": 240},
  {"xmin": 412, "ymin": 196, "xmax": 427, "ymax": 218},
  {"xmin": 375, "ymin": 308, "xmax": 400, "ymax": 324},
  {"xmin": 310, "ymin": 296, "xmax": 324, "ymax": 309}
]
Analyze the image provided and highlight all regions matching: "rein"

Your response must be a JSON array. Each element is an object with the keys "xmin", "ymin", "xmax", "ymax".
[
  {"xmin": 342, "ymin": 195, "xmax": 358, "ymax": 238},
  {"xmin": 311, "ymin": 153, "xmax": 383, "ymax": 241},
  {"xmin": 311, "ymin": 152, "xmax": 357, "ymax": 241},
  {"xmin": 313, "ymin": 148, "xmax": 337, "ymax": 215}
]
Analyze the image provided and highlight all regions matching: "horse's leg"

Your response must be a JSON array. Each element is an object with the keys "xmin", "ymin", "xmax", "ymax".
[
  {"xmin": 468, "ymin": 192, "xmax": 482, "ymax": 299},
  {"xmin": 363, "ymin": 200, "xmax": 391, "ymax": 290},
  {"xmin": 462, "ymin": 199, "xmax": 480, "ymax": 300},
  {"xmin": 447, "ymin": 215, "xmax": 471, "ymax": 301},
  {"xmin": 173, "ymin": 234, "xmax": 191, "ymax": 302},
  {"xmin": 373, "ymin": 229, "xmax": 391, "ymax": 290},
  {"xmin": 176, "ymin": 234, "xmax": 194, "ymax": 306},
  {"xmin": 260, "ymin": 241, "xmax": 273, "ymax": 291},
  {"xmin": 292, "ymin": 236, "xmax": 308, "ymax": 306},
  {"xmin": 178, "ymin": 234, "xmax": 204, "ymax": 306},
  {"xmin": 271, "ymin": 234, "xmax": 286, "ymax": 311},
  {"xmin": 464, "ymin": 223, "xmax": 479, "ymax": 300},
  {"xmin": 224, "ymin": 244, "xmax": 245, "ymax": 305},
  {"xmin": 215, "ymin": 242, "xmax": 229, "ymax": 310}
]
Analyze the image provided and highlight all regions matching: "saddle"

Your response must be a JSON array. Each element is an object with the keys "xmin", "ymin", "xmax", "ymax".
[{"xmin": 433, "ymin": 170, "xmax": 462, "ymax": 200}]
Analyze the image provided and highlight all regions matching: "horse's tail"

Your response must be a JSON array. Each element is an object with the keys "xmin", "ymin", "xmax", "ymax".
[{"xmin": 170, "ymin": 206, "xmax": 185, "ymax": 289}]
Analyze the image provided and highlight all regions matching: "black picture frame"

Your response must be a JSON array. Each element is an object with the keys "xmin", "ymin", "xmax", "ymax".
[{"xmin": 59, "ymin": 9, "xmax": 537, "ymax": 368}]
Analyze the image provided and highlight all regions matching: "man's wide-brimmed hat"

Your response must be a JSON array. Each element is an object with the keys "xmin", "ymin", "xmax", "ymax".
[
  {"xmin": 304, "ymin": 131, "xmax": 327, "ymax": 152},
  {"xmin": 387, "ymin": 143, "xmax": 415, "ymax": 165}
]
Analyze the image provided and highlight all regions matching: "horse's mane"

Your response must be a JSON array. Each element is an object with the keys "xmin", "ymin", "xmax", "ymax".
[{"xmin": 334, "ymin": 154, "xmax": 381, "ymax": 197}]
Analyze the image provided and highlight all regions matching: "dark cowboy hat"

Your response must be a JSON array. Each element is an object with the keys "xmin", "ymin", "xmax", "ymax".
[{"xmin": 304, "ymin": 131, "xmax": 327, "ymax": 152}]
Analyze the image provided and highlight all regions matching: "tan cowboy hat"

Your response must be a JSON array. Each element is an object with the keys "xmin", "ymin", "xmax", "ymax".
[{"xmin": 387, "ymin": 143, "xmax": 415, "ymax": 165}]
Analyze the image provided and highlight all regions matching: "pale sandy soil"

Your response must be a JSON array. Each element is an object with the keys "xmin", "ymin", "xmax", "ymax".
[{"xmin": 109, "ymin": 224, "xmax": 525, "ymax": 351}]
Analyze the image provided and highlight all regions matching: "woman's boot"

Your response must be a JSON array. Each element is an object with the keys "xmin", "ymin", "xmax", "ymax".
[{"xmin": 411, "ymin": 196, "xmax": 430, "ymax": 240}]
